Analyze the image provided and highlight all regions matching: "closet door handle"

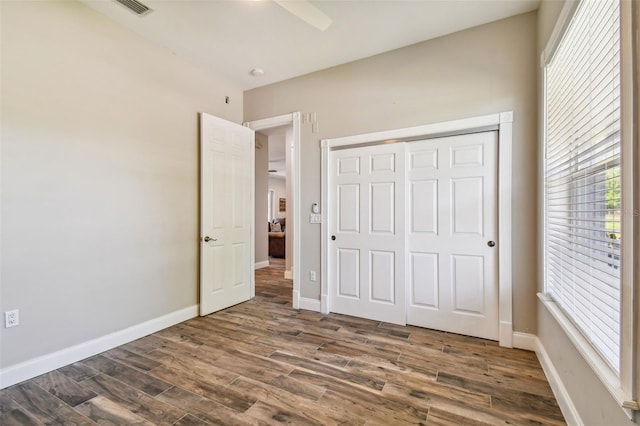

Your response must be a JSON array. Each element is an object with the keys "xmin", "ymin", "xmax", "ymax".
[
  {"xmin": 331, "ymin": 235, "xmax": 336, "ymax": 241},
  {"xmin": 487, "ymin": 240, "xmax": 496, "ymax": 247},
  {"xmin": 203, "ymin": 236, "xmax": 217, "ymax": 242}
]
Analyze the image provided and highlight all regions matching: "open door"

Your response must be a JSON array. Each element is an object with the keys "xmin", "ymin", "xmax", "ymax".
[{"xmin": 200, "ymin": 113, "xmax": 254, "ymax": 316}]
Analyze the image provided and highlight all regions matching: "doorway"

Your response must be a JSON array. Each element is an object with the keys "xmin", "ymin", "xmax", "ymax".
[
  {"xmin": 265, "ymin": 129, "xmax": 288, "ymax": 264},
  {"xmin": 245, "ymin": 113, "xmax": 302, "ymax": 309}
]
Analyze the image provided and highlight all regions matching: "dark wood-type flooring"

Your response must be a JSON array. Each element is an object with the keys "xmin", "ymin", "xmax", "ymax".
[{"xmin": 1, "ymin": 257, "xmax": 565, "ymax": 425}]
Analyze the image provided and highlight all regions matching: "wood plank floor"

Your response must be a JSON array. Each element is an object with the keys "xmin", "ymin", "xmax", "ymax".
[{"xmin": 1, "ymin": 257, "xmax": 565, "ymax": 425}]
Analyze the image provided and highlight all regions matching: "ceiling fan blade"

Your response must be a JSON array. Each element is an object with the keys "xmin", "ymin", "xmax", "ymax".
[{"xmin": 273, "ymin": 0, "xmax": 332, "ymax": 31}]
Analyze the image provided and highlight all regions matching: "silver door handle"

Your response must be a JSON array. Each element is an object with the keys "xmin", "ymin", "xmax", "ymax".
[{"xmin": 203, "ymin": 236, "xmax": 217, "ymax": 242}]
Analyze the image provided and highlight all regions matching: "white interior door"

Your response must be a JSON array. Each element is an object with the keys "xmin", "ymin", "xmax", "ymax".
[
  {"xmin": 406, "ymin": 132, "xmax": 498, "ymax": 340},
  {"xmin": 329, "ymin": 143, "xmax": 406, "ymax": 325},
  {"xmin": 200, "ymin": 113, "xmax": 254, "ymax": 316}
]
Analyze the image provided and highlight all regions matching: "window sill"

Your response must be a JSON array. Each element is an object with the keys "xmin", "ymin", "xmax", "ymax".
[{"xmin": 538, "ymin": 293, "xmax": 637, "ymax": 420}]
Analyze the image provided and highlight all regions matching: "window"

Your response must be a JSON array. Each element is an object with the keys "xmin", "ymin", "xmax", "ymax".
[
  {"xmin": 545, "ymin": 0, "xmax": 621, "ymax": 373},
  {"xmin": 543, "ymin": 0, "xmax": 637, "ymax": 414}
]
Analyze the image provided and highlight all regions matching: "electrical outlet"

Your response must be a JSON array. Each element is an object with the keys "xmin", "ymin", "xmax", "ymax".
[
  {"xmin": 309, "ymin": 271, "xmax": 317, "ymax": 282},
  {"xmin": 5, "ymin": 310, "xmax": 19, "ymax": 328}
]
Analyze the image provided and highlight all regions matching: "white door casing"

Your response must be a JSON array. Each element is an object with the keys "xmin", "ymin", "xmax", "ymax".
[
  {"xmin": 329, "ymin": 142, "xmax": 406, "ymax": 325},
  {"xmin": 406, "ymin": 132, "xmax": 498, "ymax": 340},
  {"xmin": 200, "ymin": 113, "xmax": 254, "ymax": 316}
]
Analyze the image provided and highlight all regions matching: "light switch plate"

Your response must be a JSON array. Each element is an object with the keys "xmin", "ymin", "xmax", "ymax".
[{"xmin": 309, "ymin": 214, "xmax": 321, "ymax": 224}]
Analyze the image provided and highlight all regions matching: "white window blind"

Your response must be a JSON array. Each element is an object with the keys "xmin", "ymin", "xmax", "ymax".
[{"xmin": 544, "ymin": 0, "xmax": 621, "ymax": 373}]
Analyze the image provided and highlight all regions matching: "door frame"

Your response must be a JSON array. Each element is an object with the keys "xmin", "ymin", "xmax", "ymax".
[
  {"xmin": 321, "ymin": 111, "xmax": 514, "ymax": 347},
  {"xmin": 244, "ymin": 112, "xmax": 302, "ymax": 309}
]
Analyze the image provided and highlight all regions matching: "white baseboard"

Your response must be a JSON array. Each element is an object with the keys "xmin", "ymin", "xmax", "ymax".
[
  {"xmin": 512, "ymin": 331, "xmax": 537, "ymax": 352},
  {"xmin": 512, "ymin": 332, "xmax": 583, "ymax": 426},
  {"xmin": 0, "ymin": 304, "xmax": 198, "ymax": 389},
  {"xmin": 535, "ymin": 337, "xmax": 583, "ymax": 426},
  {"xmin": 255, "ymin": 260, "xmax": 270, "ymax": 269},
  {"xmin": 298, "ymin": 297, "xmax": 321, "ymax": 312},
  {"xmin": 284, "ymin": 270, "xmax": 293, "ymax": 280}
]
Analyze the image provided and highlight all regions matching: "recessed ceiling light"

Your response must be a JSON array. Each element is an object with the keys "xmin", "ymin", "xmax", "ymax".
[{"xmin": 250, "ymin": 68, "xmax": 265, "ymax": 77}]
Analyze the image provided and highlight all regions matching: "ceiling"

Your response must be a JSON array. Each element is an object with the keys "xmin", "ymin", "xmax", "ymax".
[{"xmin": 80, "ymin": 0, "xmax": 539, "ymax": 91}]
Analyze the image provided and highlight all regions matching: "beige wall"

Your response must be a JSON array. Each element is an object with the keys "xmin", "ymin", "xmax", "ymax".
[
  {"xmin": 538, "ymin": 308, "xmax": 634, "ymax": 425},
  {"xmin": 536, "ymin": 1, "xmax": 639, "ymax": 424},
  {"xmin": 245, "ymin": 12, "xmax": 539, "ymax": 333},
  {"xmin": 255, "ymin": 133, "xmax": 269, "ymax": 265},
  {"xmin": 0, "ymin": 1, "xmax": 242, "ymax": 368}
]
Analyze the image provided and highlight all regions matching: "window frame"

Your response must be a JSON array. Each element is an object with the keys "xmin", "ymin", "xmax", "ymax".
[{"xmin": 540, "ymin": 0, "xmax": 637, "ymax": 418}]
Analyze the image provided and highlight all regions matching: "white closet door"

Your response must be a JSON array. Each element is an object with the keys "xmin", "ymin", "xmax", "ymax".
[
  {"xmin": 329, "ymin": 143, "xmax": 406, "ymax": 325},
  {"xmin": 406, "ymin": 132, "xmax": 498, "ymax": 340}
]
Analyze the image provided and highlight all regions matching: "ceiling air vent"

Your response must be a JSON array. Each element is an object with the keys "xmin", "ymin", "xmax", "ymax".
[{"xmin": 114, "ymin": 0, "xmax": 153, "ymax": 16}]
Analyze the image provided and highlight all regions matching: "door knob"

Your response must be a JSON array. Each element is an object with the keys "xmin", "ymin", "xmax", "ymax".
[
  {"xmin": 487, "ymin": 241, "xmax": 496, "ymax": 247},
  {"xmin": 203, "ymin": 236, "xmax": 217, "ymax": 242},
  {"xmin": 331, "ymin": 235, "xmax": 336, "ymax": 241}
]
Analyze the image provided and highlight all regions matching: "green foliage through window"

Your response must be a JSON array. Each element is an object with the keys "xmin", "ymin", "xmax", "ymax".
[{"xmin": 606, "ymin": 167, "xmax": 621, "ymax": 211}]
